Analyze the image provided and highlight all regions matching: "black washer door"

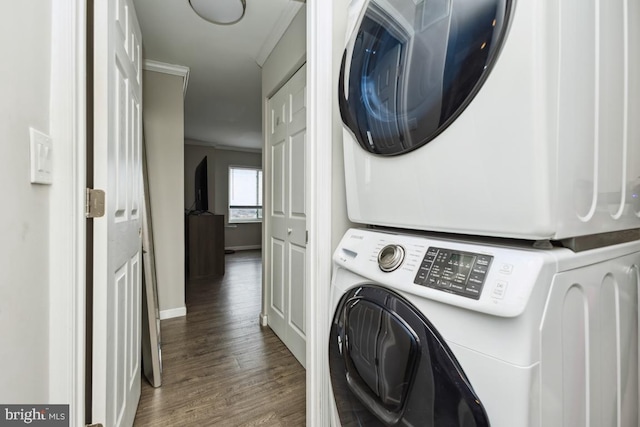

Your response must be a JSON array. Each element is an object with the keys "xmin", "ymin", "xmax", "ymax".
[
  {"xmin": 329, "ymin": 285, "xmax": 489, "ymax": 426},
  {"xmin": 339, "ymin": 0, "xmax": 512, "ymax": 155}
]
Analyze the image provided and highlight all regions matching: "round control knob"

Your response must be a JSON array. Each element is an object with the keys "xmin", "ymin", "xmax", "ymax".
[{"xmin": 378, "ymin": 244, "xmax": 405, "ymax": 272}]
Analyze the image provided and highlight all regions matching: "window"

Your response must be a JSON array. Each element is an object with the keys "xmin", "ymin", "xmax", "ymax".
[{"xmin": 229, "ymin": 166, "xmax": 263, "ymax": 223}]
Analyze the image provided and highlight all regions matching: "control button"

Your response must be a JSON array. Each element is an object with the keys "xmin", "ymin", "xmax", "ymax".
[
  {"xmin": 492, "ymin": 281, "xmax": 508, "ymax": 299},
  {"xmin": 472, "ymin": 265, "xmax": 488, "ymax": 275},
  {"xmin": 437, "ymin": 279, "xmax": 451, "ymax": 288},
  {"xmin": 450, "ymin": 283, "xmax": 465, "ymax": 292},
  {"xmin": 499, "ymin": 263, "xmax": 514, "ymax": 274},
  {"xmin": 476, "ymin": 259, "xmax": 490, "ymax": 267},
  {"xmin": 468, "ymin": 276, "xmax": 484, "ymax": 286},
  {"xmin": 476, "ymin": 255, "xmax": 492, "ymax": 267},
  {"xmin": 466, "ymin": 281, "xmax": 483, "ymax": 290},
  {"xmin": 378, "ymin": 244, "xmax": 405, "ymax": 272},
  {"xmin": 465, "ymin": 287, "xmax": 481, "ymax": 296}
]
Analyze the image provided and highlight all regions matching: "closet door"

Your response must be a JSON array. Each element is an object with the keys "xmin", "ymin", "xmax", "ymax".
[{"xmin": 267, "ymin": 64, "xmax": 308, "ymax": 367}]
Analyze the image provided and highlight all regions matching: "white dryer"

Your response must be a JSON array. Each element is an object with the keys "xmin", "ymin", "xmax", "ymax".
[
  {"xmin": 339, "ymin": 0, "xmax": 640, "ymax": 240},
  {"xmin": 329, "ymin": 228, "xmax": 640, "ymax": 426}
]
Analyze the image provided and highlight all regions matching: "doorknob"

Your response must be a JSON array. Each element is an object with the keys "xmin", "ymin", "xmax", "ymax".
[{"xmin": 287, "ymin": 228, "xmax": 292, "ymax": 234}]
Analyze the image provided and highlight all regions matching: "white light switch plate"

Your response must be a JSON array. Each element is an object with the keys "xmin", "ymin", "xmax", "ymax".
[{"xmin": 30, "ymin": 127, "xmax": 52, "ymax": 185}]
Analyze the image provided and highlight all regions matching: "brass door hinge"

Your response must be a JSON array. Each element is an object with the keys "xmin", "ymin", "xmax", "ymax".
[{"xmin": 86, "ymin": 188, "xmax": 106, "ymax": 218}]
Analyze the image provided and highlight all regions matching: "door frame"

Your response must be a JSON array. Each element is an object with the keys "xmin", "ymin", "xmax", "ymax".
[
  {"xmin": 49, "ymin": 0, "xmax": 87, "ymax": 426},
  {"xmin": 52, "ymin": 0, "xmax": 336, "ymax": 425},
  {"xmin": 305, "ymin": 1, "xmax": 335, "ymax": 426}
]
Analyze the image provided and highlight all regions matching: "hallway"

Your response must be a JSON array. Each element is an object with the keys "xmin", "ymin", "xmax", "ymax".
[{"xmin": 134, "ymin": 250, "xmax": 306, "ymax": 426}]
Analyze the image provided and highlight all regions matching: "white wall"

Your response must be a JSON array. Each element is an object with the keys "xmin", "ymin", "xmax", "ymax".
[
  {"xmin": 0, "ymin": 2, "xmax": 52, "ymax": 403},
  {"xmin": 143, "ymin": 70, "xmax": 186, "ymax": 316},
  {"xmin": 262, "ymin": 6, "xmax": 307, "ymax": 97},
  {"xmin": 184, "ymin": 141, "xmax": 262, "ymax": 250}
]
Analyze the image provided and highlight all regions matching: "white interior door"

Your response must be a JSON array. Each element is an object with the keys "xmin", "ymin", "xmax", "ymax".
[
  {"xmin": 92, "ymin": 0, "xmax": 143, "ymax": 425},
  {"xmin": 267, "ymin": 64, "xmax": 307, "ymax": 367}
]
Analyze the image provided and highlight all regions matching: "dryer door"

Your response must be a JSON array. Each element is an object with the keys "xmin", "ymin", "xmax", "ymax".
[
  {"xmin": 329, "ymin": 285, "xmax": 489, "ymax": 426},
  {"xmin": 339, "ymin": 0, "xmax": 512, "ymax": 155}
]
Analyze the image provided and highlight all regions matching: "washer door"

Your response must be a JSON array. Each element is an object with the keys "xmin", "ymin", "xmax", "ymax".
[
  {"xmin": 329, "ymin": 285, "xmax": 489, "ymax": 426},
  {"xmin": 339, "ymin": 0, "xmax": 512, "ymax": 155}
]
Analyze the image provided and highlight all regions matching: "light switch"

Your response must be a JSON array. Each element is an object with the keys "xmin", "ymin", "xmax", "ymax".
[{"xmin": 30, "ymin": 127, "xmax": 52, "ymax": 184}]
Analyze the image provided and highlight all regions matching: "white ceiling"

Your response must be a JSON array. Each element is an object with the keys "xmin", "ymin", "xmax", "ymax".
[{"xmin": 133, "ymin": 0, "xmax": 304, "ymax": 151}]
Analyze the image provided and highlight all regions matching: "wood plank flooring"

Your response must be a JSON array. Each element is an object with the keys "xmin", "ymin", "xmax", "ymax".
[{"xmin": 134, "ymin": 250, "xmax": 306, "ymax": 426}]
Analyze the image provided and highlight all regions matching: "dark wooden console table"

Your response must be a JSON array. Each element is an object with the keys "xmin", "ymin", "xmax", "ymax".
[{"xmin": 186, "ymin": 213, "xmax": 225, "ymax": 279}]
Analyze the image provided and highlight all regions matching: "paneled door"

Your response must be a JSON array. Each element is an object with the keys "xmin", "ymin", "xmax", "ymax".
[
  {"xmin": 92, "ymin": 0, "xmax": 144, "ymax": 425},
  {"xmin": 267, "ymin": 64, "xmax": 307, "ymax": 367}
]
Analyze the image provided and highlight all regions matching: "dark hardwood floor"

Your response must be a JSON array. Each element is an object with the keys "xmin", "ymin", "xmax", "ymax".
[{"xmin": 134, "ymin": 250, "xmax": 306, "ymax": 426}]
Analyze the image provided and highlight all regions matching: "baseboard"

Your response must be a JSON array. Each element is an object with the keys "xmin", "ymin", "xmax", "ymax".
[
  {"xmin": 225, "ymin": 245, "xmax": 262, "ymax": 251},
  {"xmin": 160, "ymin": 306, "xmax": 187, "ymax": 320},
  {"xmin": 259, "ymin": 313, "xmax": 268, "ymax": 327}
]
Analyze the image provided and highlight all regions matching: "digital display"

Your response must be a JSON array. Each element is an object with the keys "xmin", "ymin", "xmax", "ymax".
[{"xmin": 448, "ymin": 253, "xmax": 475, "ymax": 266}]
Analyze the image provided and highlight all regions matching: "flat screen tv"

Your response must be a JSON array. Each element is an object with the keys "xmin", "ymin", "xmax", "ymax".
[{"xmin": 194, "ymin": 156, "xmax": 208, "ymax": 212}]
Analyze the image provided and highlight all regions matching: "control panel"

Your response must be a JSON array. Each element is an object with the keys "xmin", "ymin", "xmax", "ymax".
[
  {"xmin": 333, "ymin": 228, "xmax": 548, "ymax": 318},
  {"xmin": 414, "ymin": 247, "xmax": 493, "ymax": 300}
]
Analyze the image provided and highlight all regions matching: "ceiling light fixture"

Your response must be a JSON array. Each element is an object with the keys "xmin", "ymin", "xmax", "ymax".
[{"xmin": 189, "ymin": 0, "xmax": 246, "ymax": 25}]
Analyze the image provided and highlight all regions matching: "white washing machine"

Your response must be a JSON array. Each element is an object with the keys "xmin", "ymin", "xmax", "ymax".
[
  {"xmin": 329, "ymin": 228, "xmax": 640, "ymax": 426},
  {"xmin": 339, "ymin": 0, "xmax": 640, "ymax": 239}
]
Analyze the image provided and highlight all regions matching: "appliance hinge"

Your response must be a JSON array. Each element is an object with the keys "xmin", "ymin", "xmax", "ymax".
[
  {"xmin": 86, "ymin": 188, "xmax": 106, "ymax": 218},
  {"xmin": 86, "ymin": 424, "xmax": 103, "ymax": 427}
]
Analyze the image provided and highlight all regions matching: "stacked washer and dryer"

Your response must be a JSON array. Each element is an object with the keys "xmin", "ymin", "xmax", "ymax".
[{"xmin": 328, "ymin": 0, "xmax": 640, "ymax": 426}]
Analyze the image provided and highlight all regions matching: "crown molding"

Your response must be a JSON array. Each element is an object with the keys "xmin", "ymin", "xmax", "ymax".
[
  {"xmin": 184, "ymin": 138, "xmax": 262, "ymax": 153},
  {"xmin": 216, "ymin": 144, "xmax": 262, "ymax": 154},
  {"xmin": 184, "ymin": 138, "xmax": 216, "ymax": 148},
  {"xmin": 143, "ymin": 59, "xmax": 190, "ymax": 98}
]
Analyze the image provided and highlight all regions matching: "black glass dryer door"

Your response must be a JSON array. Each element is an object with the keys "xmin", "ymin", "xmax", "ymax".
[
  {"xmin": 340, "ymin": 0, "xmax": 513, "ymax": 155},
  {"xmin": 329, "ymin": 285, "xmax": 489, "ymax": 426}
]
